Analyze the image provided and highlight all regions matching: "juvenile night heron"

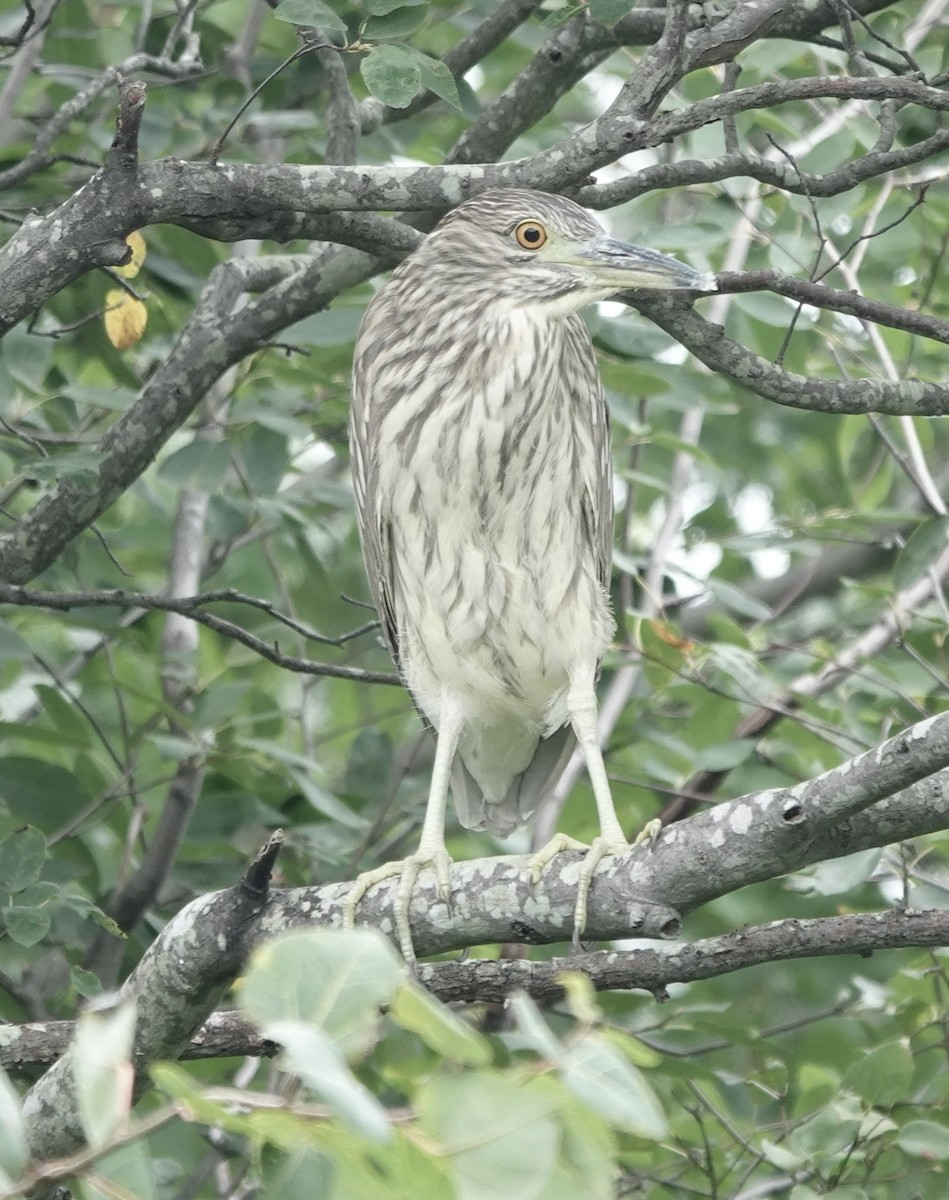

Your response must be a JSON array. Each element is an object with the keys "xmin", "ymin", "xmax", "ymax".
[{"xmin": 346, "ymin": 188, "xmax": 714, "ymax": 960}]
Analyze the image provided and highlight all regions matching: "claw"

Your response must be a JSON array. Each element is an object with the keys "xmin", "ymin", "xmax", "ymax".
[
  {"xmin": 344, "ymin": 849, "xmax": 453, "ymax": 963},
  {"xmin": 573, "ymin": 835, "xmax": 628, "ymax": 937},
  {"xmin": 633, "ymin": 817, "xmax": 663, "ymax": 848},
  {"xmin": 528, "ymin": 832, "xmax": 587, "ymax": 887},
  {"xmin": 528, "ymin": 820, "xmax": 663, "ymax": 947}
]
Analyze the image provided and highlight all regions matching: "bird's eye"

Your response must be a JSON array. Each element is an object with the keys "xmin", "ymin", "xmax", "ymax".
[{"xmin": 514, "ymin": 220, "xmax": 548, "ymax": 250}]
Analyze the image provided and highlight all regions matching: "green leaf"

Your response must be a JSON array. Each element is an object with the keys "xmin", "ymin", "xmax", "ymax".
[
  {"xmin": 0, "ymin": 621, "xmax": 30, "ymax": 662},
  {"xmin": 589, "ymin": 0, "xmax": 633, "ymax": 24},
  {"xmin": 152, "ymin": 1063, "xmax": 242, "ymax": 1128},
  {"xmin": 79, "ymin": 1140, "xmax": 156, "ymax": 1200},
  {"xmin": 35, "ymin": 684, "xmax": 92, "ymax": 744},
  {"xmin": 158, "ymin": 438, "xmax": 231, "ymax": 490},
  {"xmin": 418, "ymin": 1072, "xmax": 560, "ymax": 1200},
  {"xmin": 391, "ymin": 980, "xmax": 492, "ymax": 1065},
  {"xmin": 74, "ymin": 999, "xmax": 137, "ymax": 1148},
  {"xmin": 2, "ymin": 323, "xmax": 53, "ymax": 391},
  {"xmin": 345, "ymin": 727, "xmax": 393, "ymax": 802},
  {"xmin": 360, "ymin": 44, "xmax": 421, "ymax": 108},
  {"xmin": 848, "ymin": 1040, "xmax": 914, "ymax": 1106},
  {"xmin": 2, "ymin": 905, "xmax": 51, "ymax": 946},
  {"xmin": 273, "ymin": 0, "xmax": 347, "ymax": 33},
  {"xmin": 790, "ymin": 1102, "xmax": 861, "ymax": 1162},
  {"xmin": 559, "ymin": 1035, "xmax": 667, "ymax": 1139},
  {"xmin": 366, "ymin": 0, "xmax": 425, "ymax": 13},
  {"xmin": 599, "ymin": 1026, "xmax": 662, "ymax": 1070},
  {"xmin": 556, "ymin": 971, "xmax": 602, "ymax": 1026},
  {"xmin": 71, "ymin": 967, "xmax": 104, "ymax": 999},
  {"xmin": 63, "ymin": 894, "xmax": 124, "ymax": 937},
  {"xmin": 810, "ymin": 849, "xmax": 882, "ymax": 896},
  {"xmin": 0, "ymin": 1064, "xmax": 26, "ymax": 1180},
  {"xmin": 552, "ymin": 1100, "xmax": 617, "ymax": 1200},
  {"xmin": 0, "ymin": 825, "xmax": 46, "ymax": 893},
  {"xmin": 259, "ymin": 1146, "xmax": 334, "ymax": 1200},
  {"xmin": 363, "ymin": 7, "xmax": 426, "ymax": 39},
  {"xmin": 893, "ymin": 516, "xmax": 949, "ymax": 589},
  {"xmin": 239, "ymin": 929, "xmax": 405, "ymax": 1057},
  {"xmin": 15, "ymin": 882, "xmax": 57, "ymax": 906},
  {"xmin": 240, "ymin": 425, "xmax": 289, "ymax": 498},
  {"xmin": 761, "ymin": 1139, "xmax": 804, "ymax": 1170},
  {"xmin": 284, "ymin": 307, "xmax": 364, "ymax": 346},
  {"xmin": 704, "ymin": 576, "xmax": 774, "ymax": 621},
  {"xmin": 789, "ymin": 1188, "xmax": 865, "ymax": 1200},
  {"xmin": 0, "ymin": 757, "xmax": 91, "ymax": 831},
  {"xmin": 692, "ymin": 739, "xmax": 755, "ymax": 771},
  {"xmin": 509, "ymin": 993, "xmax": 565, "ymax": 1063},
  {"xmin": 897, "ymin": 1118, "xmax": 949, "ymax": 1159},
  {"xmin": 266, "ymin": 1019, "xmax": 391, "ymax": 1140},
  {"xmin": 405, "ymin": 48, "xmax": 462, "ymax": 111}
]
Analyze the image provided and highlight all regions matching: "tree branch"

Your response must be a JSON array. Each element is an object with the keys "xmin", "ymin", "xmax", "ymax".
[
  {"xmin": 417, "ymin": 909, "xmax": 949, "ymax": 1005},
  {"xmin": 384, "ymin": 0, "xmax": 545, "ymax": 127},
  {"xmin": 6, "ymin": 908, "xmax": 945, "ymax": 1070},
  {"xmin": 5, "ymin": 73, "xmax": 948, "ymax": 339},
  {"xmin": 302, "ymin": 716, "xmax": 949, "ymax": 958},
  {"xmin": 578, "ymin": 125, "xmax": 949, "ymax": 205},
  {"xmin": 0, "ymin": 584, "xmax": 400, "ymax": 685},
  {"xmin": 633, "ymin": 293, "xmax": 949, "ymax": 416},
  {"xmin": 713, "ymin": 268, "xmax": 949, "ymax": 345},
  {"xmin": 0, "ymin": 249, "xmax": 378, "ymax": 585},
  {"xmin": 18, "ymin": 710, "xmax": 949, "ymax": 1157},
  {"xmin": 662, "ymin": 529, "xmax": 949, "ymax": 826},
  {"xmin": 21, "ymin": 833, "xmax": 283, "ymax": 1161}
]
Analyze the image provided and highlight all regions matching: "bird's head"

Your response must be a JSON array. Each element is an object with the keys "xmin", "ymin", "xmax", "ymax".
[{"xmin": 422, "ymin": 188, "xmax": 716, "ymax": 313}]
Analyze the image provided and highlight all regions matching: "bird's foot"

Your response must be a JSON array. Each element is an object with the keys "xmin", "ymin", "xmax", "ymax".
[
  {"xmin": 632, "ymin": 817, "xmax": 663, "ymax": 848},
  {"xmin": 529, "ymin": 818, "xmax": 663, "ymax": 948},
  {"xmin": 342, "ymin": 847, "xmax": 453, "ymax": 964},
  {"xmin": 527, "ymin": 832, "xmax": 589, "ymax": 886}
]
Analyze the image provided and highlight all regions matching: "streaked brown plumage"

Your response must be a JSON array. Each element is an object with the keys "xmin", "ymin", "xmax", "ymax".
[{"xmin": 346, "ymin": 189, "xmax": 714, "ymax": 959}]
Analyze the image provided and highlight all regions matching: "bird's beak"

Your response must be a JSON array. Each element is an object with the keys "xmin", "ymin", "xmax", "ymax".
[{"xmin": 572, "ymin": 236, "xmax": 716, "ymax": 292}]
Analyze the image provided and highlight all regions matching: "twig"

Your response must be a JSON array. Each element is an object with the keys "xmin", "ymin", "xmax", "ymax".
[{"xmin": 0, "ymin": 583, "xmax": 399, "ymax": 685}]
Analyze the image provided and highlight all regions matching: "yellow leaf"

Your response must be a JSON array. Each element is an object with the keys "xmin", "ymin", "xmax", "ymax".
[
  {"xmin": 104, "ymin": 289, "xmax": 147, "ymax": 350},
  {"xmin": 114, "ymin": 230, "xmax": 147, "ymax": 279}
]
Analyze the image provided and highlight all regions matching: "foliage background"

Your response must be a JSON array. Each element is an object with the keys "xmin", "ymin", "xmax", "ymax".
[{"xmin": 2, "ymin": 0, "xmax": 949, "ymax": 1197}]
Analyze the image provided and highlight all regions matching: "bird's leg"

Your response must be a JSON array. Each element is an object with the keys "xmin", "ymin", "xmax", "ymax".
[
  {"xmin": 343, "ymin": 699, "xmax": 464, "ymax": 962},
  {"xmin": 530, "ymin": 675, "xmax": 661, "ymax": 945}
]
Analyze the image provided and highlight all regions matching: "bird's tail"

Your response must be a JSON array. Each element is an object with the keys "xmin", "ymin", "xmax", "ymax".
[{"xmin": 450, "ymin": 724, "xmax": 576, "ymax": 835}]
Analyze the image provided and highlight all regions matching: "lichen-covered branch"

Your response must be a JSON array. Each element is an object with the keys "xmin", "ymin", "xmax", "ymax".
[{"xmin": 21, "ymin": 834, "xmax": 283, "ymax": 1161}]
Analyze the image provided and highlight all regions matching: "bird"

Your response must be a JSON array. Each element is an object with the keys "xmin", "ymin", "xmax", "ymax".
[{"xmin": 345, "ymin": 188, "xmax": 715, "ymax": 960}]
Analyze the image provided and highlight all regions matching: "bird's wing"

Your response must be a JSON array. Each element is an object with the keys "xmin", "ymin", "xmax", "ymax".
[
  {"xmin": 588, "ymin": 380, "xmax": 614, "ymax": 590},
  {"xmin": 349, "ymin": 370, "xmax": 402, "ymax": 669}
]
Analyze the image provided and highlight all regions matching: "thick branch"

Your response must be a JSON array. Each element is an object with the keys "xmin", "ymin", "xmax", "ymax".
[
  {"xmin": 256, "ymin": 723, "xmax": 949, "ymax": 959},
  {"xmin": 18, "ymin": 726, "xmax": 949, "ymax": 1157},
  {"xmin": 0, "ymin": 55, "xmax": 202, "ymax": 193},
  {"xmin": 4, "ymin": 74, "xmax": 948, "ymax": 338},
  {"xmin": 6, "ymin": 909, "xmax": 945, "ymax": 1070},
  {"xmin": 21, "ymin": 835, "xmax": 281, "ymax": 1161}
]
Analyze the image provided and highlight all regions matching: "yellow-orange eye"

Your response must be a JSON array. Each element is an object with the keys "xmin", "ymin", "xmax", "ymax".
[{"xmin": 514, "ymin": 220, "xmax": 547, "ymax": 250}]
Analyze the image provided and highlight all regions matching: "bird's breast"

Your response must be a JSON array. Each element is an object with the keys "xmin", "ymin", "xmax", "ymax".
[{"xmin": 364, "ymin": 313, "xmax": 612, "ymax": 728}]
